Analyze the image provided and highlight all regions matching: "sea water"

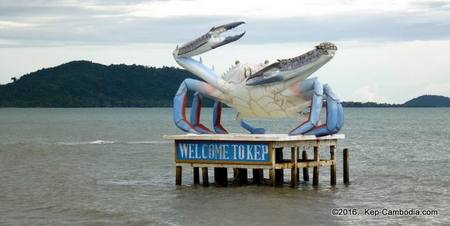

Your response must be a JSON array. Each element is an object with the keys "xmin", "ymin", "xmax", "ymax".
[{"xmin": 0, "ymin": 108, "xmax": 449, "ymax": 225}]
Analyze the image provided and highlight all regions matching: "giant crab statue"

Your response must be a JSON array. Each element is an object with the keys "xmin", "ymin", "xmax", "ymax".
[{"xmin": 172, "ymin": 21, "xmax": 344, "ymax": 136}]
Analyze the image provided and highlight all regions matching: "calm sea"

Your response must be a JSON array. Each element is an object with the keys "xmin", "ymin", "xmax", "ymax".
[{"xmin": 0, "ymin": 108, "xmax": 449, "ymax": 225}]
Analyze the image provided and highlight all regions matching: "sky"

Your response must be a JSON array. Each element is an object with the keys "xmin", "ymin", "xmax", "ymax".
[{"xmin": 1, "ymin": 0, "xmax": 450, "ymax": 103}]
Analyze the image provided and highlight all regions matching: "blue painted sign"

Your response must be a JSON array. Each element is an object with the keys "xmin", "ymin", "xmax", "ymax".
[{"xmin": 175, "ymin": 140, "xmax": 270, "ymax": 163}]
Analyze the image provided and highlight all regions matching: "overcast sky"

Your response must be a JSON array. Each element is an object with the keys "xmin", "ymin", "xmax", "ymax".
[{"xmin": 1, "ymin": 0, "xmax": 450, "ymax": 103}]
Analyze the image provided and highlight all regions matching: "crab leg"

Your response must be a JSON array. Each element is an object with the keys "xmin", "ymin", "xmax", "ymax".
[
  {"xmin": 173, "ymin": 78, "xmax": 224, "ymax": 134},
  {"xmin": 235, "ymin": 113, "xmax": 265, "ymax": 134},
  {"xmin": 240, "ymin": 120, "xmax": 266, "ymax": 134},
  {"xmin": 190, "ymin": 92, "xmax": 213, "ymax": 134},
  {"xmin": 174, "ymin": 57, "xmax": 221, "ymax": 89},
  {"xmin": 212, "ymin": 101, "xmax": 228, "ymax": 134},
  {"xmin": 289, "ymin": 78, "xmax": 324, "ymax": 135},
  {"xmin": 305, "ymin": 84, "xmax": 344, "ymax": 136}
]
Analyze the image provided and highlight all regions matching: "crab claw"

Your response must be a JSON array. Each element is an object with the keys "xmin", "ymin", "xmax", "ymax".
[
  {"xmin": 210, "ymin": 21, "xmax": 245, "ymax": 32},
  {"xmin": 211, "ymin": 31, "xmax": 245, "ymax": 49},
  {"xmin": 175, "ymin": 21, "xmax": 246, "ymax": 57},
  {"xmin": 246, "ymin": 42, "xmax": 338, "ymax": 86}
]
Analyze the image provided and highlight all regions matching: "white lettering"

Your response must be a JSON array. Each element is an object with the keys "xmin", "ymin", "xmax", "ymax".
[
  {"xmin": 202, "ymin": 144, "xmax": 207, "ymax": 159},
  {"xmin": 194, "ymin": 144, "xmax": 199, "ymax": 159},
  {"xmin": 238, "ymin": 145, "xmax": 245, "ymax": 160},
  {"xmin": 179, "ymin": 144, "xmax": 189, "ymax": 159},
  {"xmin": 189, "ymin": 144, "xmax": 196, "ymax": 158},
  {"xmin": 247, "ymin": 145, "xmax": 254, "ymax": 160},
  {"xmin": 223, "ymin": 144, "xmax": 229, "ymax": 160},
  {"xmin": 232, "ymin": 145, "xmax": 238, "ymax": 160},
  {"xmin": 254, "ymin": 145, "xmax": 260, "ymax": 160},
  {"xmin": 213, "ymin": 144, "xmax": 221, "ymax": 159},
  {"xmin": 208, "ymin": 145, "xmax": 214, "ymax": 159},
  {"xmin": 261, "ymin": 145, "xmax": 269, "ymax": 160}
]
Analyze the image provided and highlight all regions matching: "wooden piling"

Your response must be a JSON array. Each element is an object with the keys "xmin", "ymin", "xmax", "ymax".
[
  {"xmin": 270, "ymin": 167, "xmax": 276, "ymax": 186},
  {"xmin": 252, "ymin": 169, "xmax": 263, "ymax": 185},
  {"xmin": 291, "ymin": 147, "xmax": 298, "ymax": 187},
  {"xmin": 214, "ymin": 167, "xmax": 228, "ymax": 186},
  {"xmin": 330, "ymin": 145, "xmax": 336, "ymax": 186},
  {"xmin": 176, "ymin": 166, "xmax": 182, "ymax": 185},
  {"xmin": 343, "ymin": 148, "xmax": 350, "ymax": 184},
  {"xmin": 239, "ymin": 169, "xmax": 247, "ymax": 185},
  {"xmin": 313, "ymin": 146, "xmax": 319, "ymax": 186},
  {"xmin": 233, "ymin": 168, "xmax": 238, "ymax": 184},
  {"xmin": 202, "ymin": 167, "xmax": 209, "ymax": 186},
  {"xmin": 275, "ymin": 147, "xmax": 284, "ymax": 185},
  {"xmin": 298, "ymin": 148, "xmax": 301, "ymax": 182},
  {"xmin": 302, "ymin": 150, "xmax": 309, "ymax": 182},
  {"xmin": 233, "ymin": 168, "xmax": 248, "ymax": 185},
  {"xmin": 193, "ymin": 167, "xmax": 200, "ymax": 185}
]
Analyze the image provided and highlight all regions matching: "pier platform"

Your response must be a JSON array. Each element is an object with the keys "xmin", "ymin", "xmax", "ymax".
[{"xmin": 163, "ymin": 133, "xmax": 349, "ymax": 187}]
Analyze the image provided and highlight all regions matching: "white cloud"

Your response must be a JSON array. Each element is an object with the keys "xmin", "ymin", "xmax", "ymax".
[
  {"xmin": 126, "ymin": 0, "xmax": 437, "ymax": 18},
  {"xmin": 0, "ymin": 20, "xmax": 34, "ymax": 28},
  {"xmin": 351, "ymin": 86, "xmax": 386, "ymax": 102},
  {"xmin": 1, "ymin": 0, "xmax": 450, "ymax": 46}
]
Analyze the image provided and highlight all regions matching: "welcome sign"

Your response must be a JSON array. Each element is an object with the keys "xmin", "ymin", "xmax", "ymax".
[{"xmin": 175, "ymin": 140, "xmax": 271, "ymax": 164}]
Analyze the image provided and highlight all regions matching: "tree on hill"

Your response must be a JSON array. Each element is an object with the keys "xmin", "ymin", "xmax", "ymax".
[
  {"xmin": 403, "ymin": 95, "xmax": 450, "ymax": 107},
  {"xmin": 0, "ymin": 61, "xmax": 201, "ymax": 107}
]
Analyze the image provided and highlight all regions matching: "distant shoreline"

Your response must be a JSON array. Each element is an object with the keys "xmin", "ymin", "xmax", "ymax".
[{"xmin": 1, "ymin": 61, "xmax": 449, "ymax": 108}]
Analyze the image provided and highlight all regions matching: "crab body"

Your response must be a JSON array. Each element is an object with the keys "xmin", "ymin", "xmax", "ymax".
[{"xmin": 172, "ymin": 22, "xmax": 343, "ymax": 136}]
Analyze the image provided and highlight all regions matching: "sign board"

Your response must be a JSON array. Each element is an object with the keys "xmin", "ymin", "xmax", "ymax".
[{"xmin": 175, "ymin": 140, "xmax": 271, "ymax": 164}]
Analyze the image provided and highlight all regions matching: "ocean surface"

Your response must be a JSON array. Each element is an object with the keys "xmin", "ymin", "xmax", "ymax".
[{"xmin": 0, "ymin": 108, "xmax": 448, "ymax": 225}]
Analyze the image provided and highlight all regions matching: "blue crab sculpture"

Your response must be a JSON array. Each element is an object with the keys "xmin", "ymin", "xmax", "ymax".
[{"xmin": 172, "ymin": 21, "xmax": 343, "ymax": 136}]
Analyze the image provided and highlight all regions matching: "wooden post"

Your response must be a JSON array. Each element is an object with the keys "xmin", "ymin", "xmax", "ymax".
[
  {"xmin": 330, "ymin": 145, "xmax": 336, "ymax": 186},
  {"xmin": 233, "ymin": 168, "xmax": 238, "ymax": 184},
  {"xmin": 296, "ymin": 147, "xmax": 300, "ymax": 183},
  {"xmin": 240, "ymin": 169, "xmax": 248, "ymax": 185},
  {"xmin": 270, "ymin": 145, "xmax": 276, "ymax": 186},
  {"xmin": 302, "ymin": 150, "xmax": 309, "ymax": 182},
  {"xmin": 214, "ymin": 168, "xmax": 220, "ymax": 185},
  {"xmin": 275, "ymin": 147, "xmax": 284, "ymax": 185},
  {"xmin": 214, "ymin": 167, "xmax": 228, "ymax": 186},
  {"xmin": 233, "ymin": 168, "xmax": 248, "ymax": 185},
  {"xmin": 202, "ymin": 167, "xmax": 209, "ymax": 186},
  {"xmin": 291, "ymin": 146, "xmax": 298, "ymax": 187},
  {"xmin": 252, "ymin": 169, "xmax": 263, "ymax": 185},
  {"xmin": 343, "ymin": 148, "xmax": 350, "ymax": 184},
  {"xmin": 270, "ymin": 168, "xmax": 276, "ymax": 186},
  {"xmin": 193, "ymin": 167, "xmax": 200, "ymax": 185},
  {"xmin": 176, "ymin": 166, "xmax": 182, "ymax": 185},
  {"xmin": 313, "ymin": 146, "xmax": 320, "ymax": 186}
]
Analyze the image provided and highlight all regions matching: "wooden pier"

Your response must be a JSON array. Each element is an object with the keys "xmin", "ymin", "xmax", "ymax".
[{"xmin": 164, "ymin": 134, "xmax": 348, "ymax": 187}]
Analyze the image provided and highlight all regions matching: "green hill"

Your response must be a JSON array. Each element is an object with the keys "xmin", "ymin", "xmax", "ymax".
[
  {"xmin": 403, "ymin": 95, "xmax": 450, "ymax": 107},
  {"xmin": 0, "ymin": 61, "xmax": 449, "ymax": 107},
  {"xmin": 0, "ymin": 61, "xmax": 198, "ymax": 107}
]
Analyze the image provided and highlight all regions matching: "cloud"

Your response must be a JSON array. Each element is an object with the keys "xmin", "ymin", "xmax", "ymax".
[
  {"xmin": 351, "ymin": 86, "xmax": 386, "ymax": 103},
  {"xmin": 1, "ymin": 1, "xmax": 450, "ymax": 47},
  {"xmin": 413, "ymin": 0, "xmax": 450, "ymax": 10}
]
